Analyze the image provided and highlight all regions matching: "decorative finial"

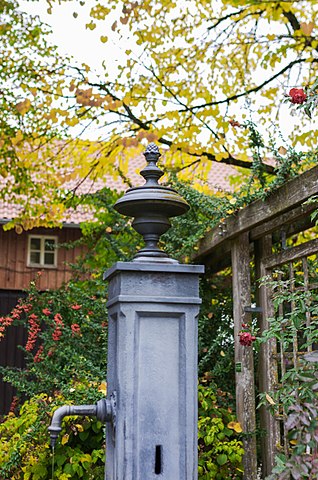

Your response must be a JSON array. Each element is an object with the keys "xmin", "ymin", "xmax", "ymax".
[
  {"xmin": 140, "ymin": 143, "xmax": 163, "ymax": 187},
  {"xmin": 145, "ymin": 142, "xmax": 160, "ymax": 156},
  {"xmin": 113, "ymin": 142, "xmax": 189, "ymax": 263}
]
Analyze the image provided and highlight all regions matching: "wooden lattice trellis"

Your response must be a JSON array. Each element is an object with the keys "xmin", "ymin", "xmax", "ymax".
[
  {"xmin": 195, "ymin": 166, "xmax": 318, "ymax": 479},
  {"xmin": 261, "ymin": 239, "xmax": 318, "ymax": 461}
]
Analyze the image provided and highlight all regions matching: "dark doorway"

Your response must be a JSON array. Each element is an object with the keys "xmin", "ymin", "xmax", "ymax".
[{"xmin": 0, "ymin": 290, "xmax": 26, "ymax": 415}]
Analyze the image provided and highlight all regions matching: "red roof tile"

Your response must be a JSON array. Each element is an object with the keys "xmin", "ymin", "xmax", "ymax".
[{"xmin": 0, "ymin": 155, "xmax": 237, "ymax": 225}]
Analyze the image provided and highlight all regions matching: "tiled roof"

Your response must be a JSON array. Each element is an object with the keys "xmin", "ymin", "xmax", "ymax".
[{"xmin": 0, "ymin": 155, "xmax": 237, "ymax": 226}]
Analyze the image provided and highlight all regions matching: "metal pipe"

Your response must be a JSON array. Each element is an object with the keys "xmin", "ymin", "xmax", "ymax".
[{"xmin": 48, "ymin": 397, "xmax": 115, "ymax": 448}]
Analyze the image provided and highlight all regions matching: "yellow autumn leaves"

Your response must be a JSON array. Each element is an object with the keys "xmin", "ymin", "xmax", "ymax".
[
  {"xmin": 61, "ymin": 424, "xmax": 84, "ymax": 445},
  {"xmin": 227, "ymin": 421, "xmax": 243, "ymax": 433},
  {"xmin": 15, "ymin": 99, "xmax": 31, "ymax": 115}
]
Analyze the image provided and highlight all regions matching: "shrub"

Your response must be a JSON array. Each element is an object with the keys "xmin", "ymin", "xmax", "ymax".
[
  {"xmin": 198, "ymin": 384, "xmax": 244, "ymax": 479},
  {"xmin": 0, "ymin": 382, "xmax": 243, "ymax": 479},
  {"xmin": 0, "ymin": 277, "xmax": 108, "ymax": 479},
  {"xmin": 0, "ymin": 389, "xmax": 105, "ymax": 480},
  {"xmin": 0, "ymin": 278, "xmax": 107, "ymax": 399}
]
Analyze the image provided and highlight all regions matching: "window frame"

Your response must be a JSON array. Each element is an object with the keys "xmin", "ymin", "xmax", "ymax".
[{"xmin": 27, "ymin": 235, "xmax": 58, "ymax": 269}]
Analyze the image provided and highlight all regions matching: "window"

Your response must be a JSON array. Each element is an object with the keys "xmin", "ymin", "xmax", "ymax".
[{"xmin": 28, "ymin": 236, "xmax": 58, "ymax": 268}]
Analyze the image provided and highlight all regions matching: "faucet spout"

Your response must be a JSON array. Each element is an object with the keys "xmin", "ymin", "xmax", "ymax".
[{"xmin": 48, "ymin": 396, "xmax": 115, "ymax": 448}]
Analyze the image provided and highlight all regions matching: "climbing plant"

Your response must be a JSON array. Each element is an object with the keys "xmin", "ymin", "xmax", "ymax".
[{"xmin": 258, "ymin": 273, "xmax": 318, "ymax": 479}]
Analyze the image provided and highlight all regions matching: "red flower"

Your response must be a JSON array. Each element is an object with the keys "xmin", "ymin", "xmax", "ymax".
[
  {"xmin": 71, "ymin": 304, "xmax": 82, "ymax": 310},
  {"xmin": 10, "ymin": 305, "xmax": 24, "ymax": 319},
  {"xmin": 71, "ymin": 323, "xmax": 81, "ymax": 335},
  {"xmin": 289, "ymin": 88, "xmax": 307, "ymax": 105},
  {"xmin": 239, "ymin": 331, "xmax": 256, "ymax": 347},
  {"xmin": 42, "ymin": 308, "xmax": 51, "ymax": 316},
  {"xmin": 52, "ymin": 328, "xmax": 62, "ymax": 341},
  {"xmin": 0, "ymin": 316, "xmax": 13, "ymax": 327},
  {"xmin": 9, "ymin": 396, "xmax": 19, "ymax": 413},
  {"xmin": 25, "ymin": 316, "xmax": 41, "ymax": 351},
  {"xmin": 34, "ymin": 345, "xmax": 44, "ymax": 363},
  {"xmin": 54, "ymin": 313, "xmax": 63, "ymax": 324},
  {"xmin": 52, "ymin": 313, "xmax": 64, "ymax": 341},
  {"xmin": 22, "ymin": 304, "xmax": 32, "ymax": 313},
  {"xmin": 87, "ymin": 310, "xmax": 93, "ymax": 316}
]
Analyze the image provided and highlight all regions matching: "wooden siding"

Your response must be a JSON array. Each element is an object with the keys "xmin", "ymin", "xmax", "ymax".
[
  {"xmin": 0, "ymin": 226, "xmax": 85, "ymax": 291},
  {"xmin": 0, "ymin": 226, "xmax": 86, "ymax": 414}
]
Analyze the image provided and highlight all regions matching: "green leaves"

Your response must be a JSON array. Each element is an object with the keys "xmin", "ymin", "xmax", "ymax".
[
  {"xmin": 0, "ymin": 393, "xmax": 106, "ymax": 479},
  {"xmin": 198, "ymin": 384, "xmax": 244, "ymax": 479},
  {"xmin": 216, "ymin": 454, "xmax": 228, "ymax": 466}
]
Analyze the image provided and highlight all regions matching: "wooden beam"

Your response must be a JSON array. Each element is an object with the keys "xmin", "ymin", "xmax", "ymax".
[
  {"xmin": 231, "ymin": 232, "xmax": 257, "ymax": 479},
  {"xmin": 250, "ymin": 202, "xmax": 316, "ymax": 241},
  {"xmin": 196, "ymin": 166, "xmax": 318, "ymax": 262},
  {"xmin": 255, "ymin": 236, "xmax": 280, "ymax": 477},
  {"xmin": 197, "ymin": 212, "xmax": 315, "ymax": 274},
  {"xmin": 262, "ymin": 238, "xmax": 318, "ymax": 270}
]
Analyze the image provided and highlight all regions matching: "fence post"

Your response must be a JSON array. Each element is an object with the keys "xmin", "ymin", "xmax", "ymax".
[
  {"xmin": 255, "ymin": 235, "xmax": 279, "ymax": 477},
  {"xmin": 232, "ymin": 232, "xmax": 257, "ymax": 479}
]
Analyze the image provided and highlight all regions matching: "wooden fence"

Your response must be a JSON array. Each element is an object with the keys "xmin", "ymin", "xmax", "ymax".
[{"xmin": 195, "ymin": 165, "xmax": 318, "ymax": 479}]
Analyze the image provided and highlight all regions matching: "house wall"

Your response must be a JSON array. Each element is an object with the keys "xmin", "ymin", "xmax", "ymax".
[
  {"xmin": 0, "ymin": 226, "xmax": 85, "ymax": 291},
  {"xmin": 0, "ymin": 225, "xmax": 87, "ymax": 414}
]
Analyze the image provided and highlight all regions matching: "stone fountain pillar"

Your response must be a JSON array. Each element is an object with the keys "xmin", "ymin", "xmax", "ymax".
[
  {"xmin": 104, "ymin": 143, "xmax": 204, "ymax": 480},
  {"xmin": 48, "ymin": 143, "xmax": 204, "ymax": 480}
]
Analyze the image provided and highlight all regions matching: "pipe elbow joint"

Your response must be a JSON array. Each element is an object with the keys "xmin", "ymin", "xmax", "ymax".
[
  {"xmin": 48, "ymin": 394, "xmax": 116, "ymax": 448},
  {"xmin": 48, "ymin": 405, "xmax": 73, "ymax": 448}
]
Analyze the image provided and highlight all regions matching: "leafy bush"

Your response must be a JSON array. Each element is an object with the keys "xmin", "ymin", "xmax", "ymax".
[
  {"xmin": 0, "ymin": 278, "xmax": 108, "ymax": 478},
  {"xmin": 0, "ymin": 389, "xmax": 105, "ymax": 480},
  {"xmin": 0, "ymin": 278, "xmax": 107, "ymax": 399},
  {"xmin": 198, "ymin": 384, "xmax": 244, "ymax": 479},
  {"xmin": 267, "ymin": 372, "xmax": 318, "ymax": 480},
  {"xmin": 198, "ymin": 271, "xmax": 235, "ymax": 396},
  {"xmin": 0, "ymin": 383, "xmax": 242, "ymax": 480}
]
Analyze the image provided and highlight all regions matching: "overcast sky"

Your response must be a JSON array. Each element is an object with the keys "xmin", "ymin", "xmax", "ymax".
[{"xmin": 19, "ymin": 0, "xmax": 129, "ymax": 75}]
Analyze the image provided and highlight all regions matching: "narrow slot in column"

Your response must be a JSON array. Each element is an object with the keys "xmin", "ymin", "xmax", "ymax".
[{"xmin": 155, "ymin": 445, "xmax": 162, "ymax": 474}]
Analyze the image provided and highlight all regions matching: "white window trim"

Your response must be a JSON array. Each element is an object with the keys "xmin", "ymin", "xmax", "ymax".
[{"xmin": 27, "ymin": 235, "xmax": 58, "ymax": 268}]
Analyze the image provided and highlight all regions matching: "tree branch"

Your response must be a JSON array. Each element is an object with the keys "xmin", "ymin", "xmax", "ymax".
[
  {"xmin": 282, "ymin": 9, "xmax": 301, "ymax": 32},
  {"xmin": 282, "ymin": 7, "xmax": 318, "ymax": 52},
  {"xmin": 88, "ymin": 82, "xmax": 275, "ymax": 173},
  {"xmin": 207, "ymin": 7, "xmax": 248, "ymax": 30},
  {"xmin": 183, "ymin": 58, "xmax": 308, "ymax": 112}
]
